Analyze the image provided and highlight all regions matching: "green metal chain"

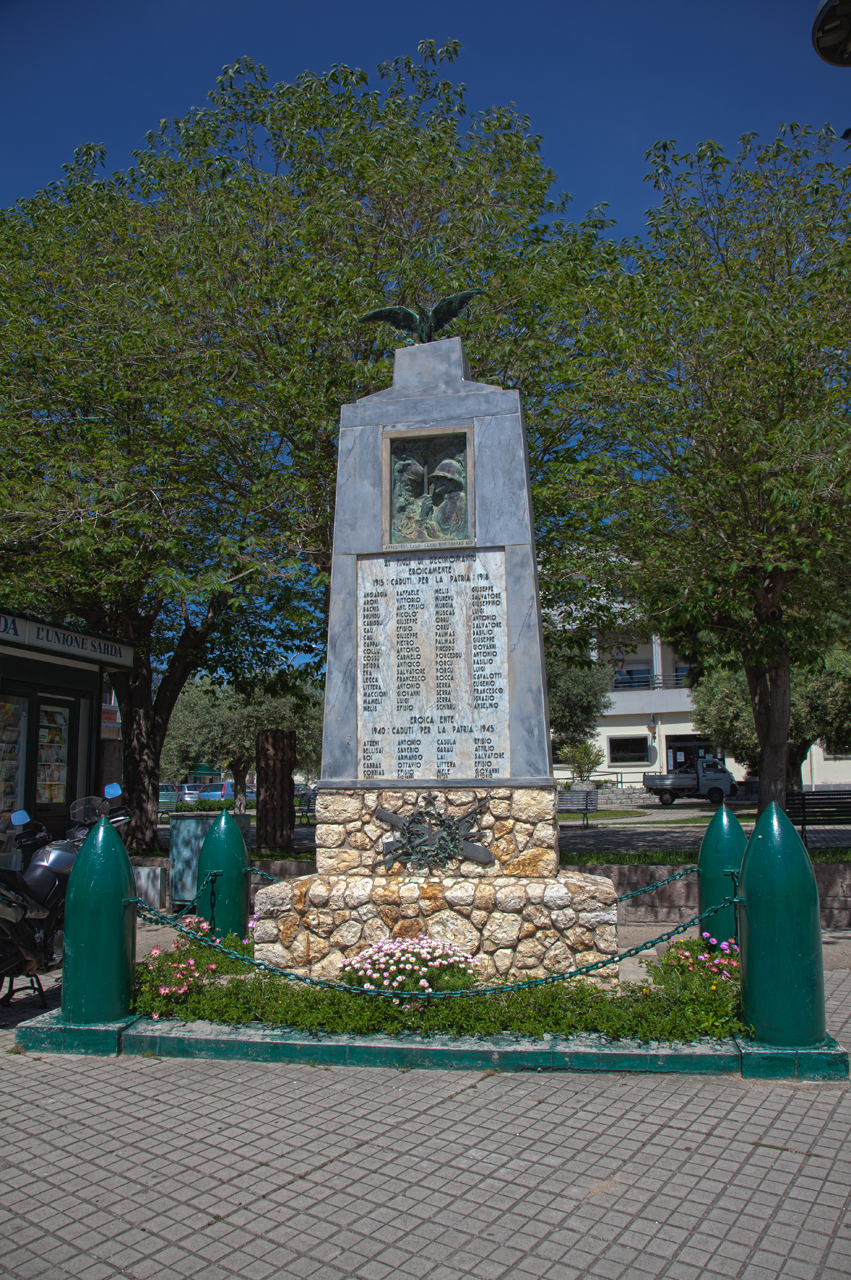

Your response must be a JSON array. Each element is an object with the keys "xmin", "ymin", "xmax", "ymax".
[
  {"xmin": 130, "ymin": 894, "xmax": 735, "ymax": 1001},
  {"xmin": 615, "ymin": 866, "xmax": 697, "ymax": 903},
  {"xmin": 246, "ymin": 866, "xmax": 278, "ymax": 882},
  {"xmin": 172, "ymin": 870, "xmax": 221, "ymax": 918}
]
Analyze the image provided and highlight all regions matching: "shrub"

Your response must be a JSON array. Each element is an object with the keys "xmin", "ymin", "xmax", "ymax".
[
  {"xmin": 556, "ymin": 740, "xmax": 606, "ymax": 781},
  {"xmin": 174, "ymin": 799, "xmax": 248, "ymax": 812}
]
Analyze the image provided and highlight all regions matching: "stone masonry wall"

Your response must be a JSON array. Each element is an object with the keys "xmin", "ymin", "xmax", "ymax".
[
  {"xmin": 593, "ymin": 787, "xmax": 657, "ymax": 809},
  {"xmin": 315, "ymin": 786, "xmax": 558, "ymax": 878},
  {"xmin": 253, "ymin": 868, "xmax": 618, "ymax": 984}
]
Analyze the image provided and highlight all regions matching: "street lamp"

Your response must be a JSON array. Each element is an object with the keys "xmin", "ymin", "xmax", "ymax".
[{"xmin": 813, "ymin": 1, "xmax": 851, "ymax": 67}]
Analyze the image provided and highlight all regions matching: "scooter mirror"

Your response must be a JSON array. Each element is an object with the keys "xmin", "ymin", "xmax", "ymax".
[
  {"xmin": 10, "ymin": 810, "xmax": 29, "ymax": 826},
  {"xmin": 104, "ymin": 783, "xmax": 122, "ymax": 800}
]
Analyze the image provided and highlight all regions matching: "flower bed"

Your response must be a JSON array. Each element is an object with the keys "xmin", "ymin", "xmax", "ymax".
[
  {"xmin": 132, "ymin": 922, "xmax": 750, "ymax": 1043},
  {"xmin": 339, "ymin": 936, "xmax": 479, "ymax": 1001}
]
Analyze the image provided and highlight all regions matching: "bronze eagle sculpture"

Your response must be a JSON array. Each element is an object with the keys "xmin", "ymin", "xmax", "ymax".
[{"xmin": 360, "ymin": 290, "xmax": 484, "ymax": 343}]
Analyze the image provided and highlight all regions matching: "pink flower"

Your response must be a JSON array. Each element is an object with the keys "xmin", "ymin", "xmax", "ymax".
[{"xmin": 150, "ymin": 945, "xmax": 161, "ymax": 958}]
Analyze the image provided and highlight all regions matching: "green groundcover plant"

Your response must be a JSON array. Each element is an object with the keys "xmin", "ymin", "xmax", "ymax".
[{"xmin": 132, "ymin": 925, "xmax": 750, "ymax": 1043}]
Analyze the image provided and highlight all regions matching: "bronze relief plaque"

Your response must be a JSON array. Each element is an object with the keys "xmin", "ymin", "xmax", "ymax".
[{"xmin": 389, "ymin": 433, "xmax": 469, "ymax": 545}]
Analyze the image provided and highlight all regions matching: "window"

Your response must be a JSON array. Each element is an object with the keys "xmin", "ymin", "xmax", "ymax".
[
  {"xmin": 609, "ymin": 736, "xmax": 650, "ymax": 765},
  {"xmin": 675, "ymin": 666, "xmax": 691, "ymax": 687},
  {"xmin": 614, "ymin": 667, "xmax": 651, "ymax": 689}
]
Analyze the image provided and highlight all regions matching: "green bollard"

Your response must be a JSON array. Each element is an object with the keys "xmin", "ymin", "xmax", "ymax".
[
  {"xmin": 739, "ymin": 802, "xmax": 826, "ymax": 1047},
  {"xmin": 195, "ymin": 809, "xmax": 249, "ymax": 941},
  {"xmin": 62, "ymin": 817, "xmax": 136, "ymax": 1024},
  {"xmin": 697, "ymin": 804, "xmax": 747, "ymax": 946}
]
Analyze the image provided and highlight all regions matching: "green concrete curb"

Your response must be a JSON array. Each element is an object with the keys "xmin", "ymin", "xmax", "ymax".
[
  {"xmin": 736, "ymin": 1035, "xmax": 849, "ymax": 1081},
  {"xmin": 16, "ymin": 1010, "xmax": 140, "ymax": 1054},
  {"xmin": 15, "ymin": 1012, "xmax": 848, "ymax": 1077}
]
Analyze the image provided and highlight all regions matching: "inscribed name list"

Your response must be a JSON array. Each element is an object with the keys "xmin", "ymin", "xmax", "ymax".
[{"xmin": 357, "ymin": 549, "xmax": 509, "ymax": 781}]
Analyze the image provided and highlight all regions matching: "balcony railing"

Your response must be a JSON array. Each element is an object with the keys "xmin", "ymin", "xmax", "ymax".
[{"xmin": 612, "ymin": 673, "xmax": 693, "ymax": 691}]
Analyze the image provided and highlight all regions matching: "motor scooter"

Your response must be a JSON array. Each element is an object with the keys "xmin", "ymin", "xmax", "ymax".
[{"xmin": 0, "ymin": 784, "xmax": 129, "ymax": 1006}]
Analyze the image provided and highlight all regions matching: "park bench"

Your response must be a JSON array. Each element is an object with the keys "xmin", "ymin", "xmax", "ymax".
[
  {"xmin": 785, "ymin": 790, "xmax": 851, "ymax": 845},
  {"xmin": 296, "ymin": 790, "xmax": 317, "ymax": 826},
  {"xmin": 557, "ymin": 788, "xmax": 599, "ymax": 828}
]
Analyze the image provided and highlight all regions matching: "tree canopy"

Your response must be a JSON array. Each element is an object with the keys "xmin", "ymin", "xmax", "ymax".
[
  {"xmin": 545, "ymin": 657, "xmax": 613, "ymax": 755},
  {"xmin": 538, "ymin": 126, "xmax": 851, "ymax": 812},
  {"xmin": 692, "ymin": 656, "xmax": 851, "ymax": 787},
  {"xmin": 161, "ymin": 679, "xmax": 324, "ymax": 809},
  {"xmin": 0, "ymin": 40, "xmax": 591, "ymax": 845}
]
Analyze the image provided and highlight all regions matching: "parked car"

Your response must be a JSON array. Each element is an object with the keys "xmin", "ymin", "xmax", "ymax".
[
  {"xmin": 158, "ymin": 783, "xmax": 179, "ymax": 818},
  {"xmin": 195, "ymin": 782, "xmax": 257, "ymax": 804},
  {"xmin": 176, "ymin": 783, "xmax": 203, "ymax": 802}
]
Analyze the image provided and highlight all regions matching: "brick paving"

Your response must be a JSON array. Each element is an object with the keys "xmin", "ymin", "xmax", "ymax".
[{"xmin": 0, "ymin": 963, "xmax": 849, "ymax": 1278}]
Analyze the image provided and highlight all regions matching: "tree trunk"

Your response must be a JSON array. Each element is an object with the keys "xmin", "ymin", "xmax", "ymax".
[
  {"xmin": 92, "ymin": 593, "xmax": 229, "ymax": 850},
  {"xmin": 256, "ymin": 729, "xmax": 296, "ymax": 852},
  {"xmin": 744, "ymin": 658, "xmax": 791, "ymax": 815},
  {"xmin": 786, "ymin": 742, "xmax": 811, "ymax": 792},
  {"xmin": 110, "ymin": 656, "xmax": 160, "ymax": 849},
  {"xmin": 231, "ymin": 758, "xmax": 249, "ymax": 815}
]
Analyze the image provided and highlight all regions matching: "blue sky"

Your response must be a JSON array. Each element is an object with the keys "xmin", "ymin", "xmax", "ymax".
[{"xmin": 1, "ymin": 0, "xmax": 848, "ymax": 237}]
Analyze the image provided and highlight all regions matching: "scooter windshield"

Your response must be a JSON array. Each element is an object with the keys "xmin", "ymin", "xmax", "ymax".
[{"xmin": 69, "ymin": 796, "xmax": 105, "ymax": 825}]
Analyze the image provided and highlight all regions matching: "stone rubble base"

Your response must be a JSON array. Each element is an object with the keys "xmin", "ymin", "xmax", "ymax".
[
  {"xmin": 314, "ymin": 786, "xmax": 559, "ymax": 878},
  {"xmin": 253, "ymin": 868, "xmax": 618, "ymax": 984}
]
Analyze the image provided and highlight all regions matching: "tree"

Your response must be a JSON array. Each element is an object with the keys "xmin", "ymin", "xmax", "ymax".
[
  {"xmin": 556, "ymin": 741, "xmax": 606, "ymax": 782},
  {"xmin": 0, "ymin": 157, "xmax": 323, "ymax": 846},
  {"xmin": 540, "ymin": 127, "xmax": 851, "ymax": 813},
  {"xmin": 545, "ymin": 654, "xmax": 613, "ymax": 755},
  {"xmin": 0, "ymin": 41, "xmax": 592, "ymax": 845},
  {"xmin": 160, "ymin": 679, "xmax": 324, "ymax": 810},
  {"xmin": 692, "ymin": 656, "xmax": 851, "ymax": 787}
]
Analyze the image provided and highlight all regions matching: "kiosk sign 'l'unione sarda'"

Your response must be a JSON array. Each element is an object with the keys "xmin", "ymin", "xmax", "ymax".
[{"xmin": 252, "ymin": 339, "xmax": 617, "ymax": 981}]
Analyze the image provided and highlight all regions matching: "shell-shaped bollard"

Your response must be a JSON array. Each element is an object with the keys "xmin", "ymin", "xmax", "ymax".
[
  {"xmin": 62, "ymin": 816, "xmax": 136, "ymax": 1024},
  {"xmin": 697, "ymin": 804, "xmax": 747, "ymax": 947},
  {"xmin": 739, "ymin": 802, "xmax": 825, "ymax": 1047},
  {"xmin": 195, "ymin": 809, "xmax": 250, "ymax": 941}
]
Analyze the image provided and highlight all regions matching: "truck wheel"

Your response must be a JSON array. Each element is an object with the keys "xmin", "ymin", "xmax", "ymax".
[
  {"xmin": 659, "ymin": 791, "xmax": 675, "ymax": 806},
  {"xmin": 707, "ymin": 788, "xmax": 724, "ymax": 805}
]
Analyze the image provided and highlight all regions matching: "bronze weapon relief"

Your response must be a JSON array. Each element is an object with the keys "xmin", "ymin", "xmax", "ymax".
[{"xmin": 374, "ymin": 793, "xmax": 495, "ymax": 874}]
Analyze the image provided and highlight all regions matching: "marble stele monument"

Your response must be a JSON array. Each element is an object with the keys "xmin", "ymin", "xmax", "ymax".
[{"xmin": 254, "ymin": 339, "xmax": 617, "ymax": 980}]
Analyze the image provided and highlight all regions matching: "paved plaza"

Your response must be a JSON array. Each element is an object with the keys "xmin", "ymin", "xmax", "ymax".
[{"xmin": 0, "ymin": 949, "xmax": 850, "ymax": 1280}]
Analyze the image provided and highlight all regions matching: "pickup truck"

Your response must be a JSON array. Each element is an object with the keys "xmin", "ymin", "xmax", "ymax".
[{"xmin": 643, "ymin": 758, "xmax": 739, "ymax": 806}]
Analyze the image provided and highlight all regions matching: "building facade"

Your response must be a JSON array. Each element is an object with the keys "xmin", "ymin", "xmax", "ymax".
[
  {"xmin": 0, "ymin": 609, "xmax": 134, "ymax": 835},
  {"xmin": 552, "ymin": 637, "xmax": 851, "ymax": 791}
]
